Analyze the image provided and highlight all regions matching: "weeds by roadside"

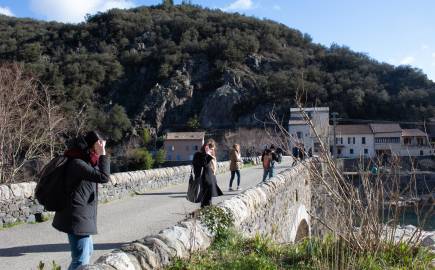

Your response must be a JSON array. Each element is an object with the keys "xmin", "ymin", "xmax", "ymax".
[{"xmin": 167, "ymin": 230, "xmax": 434, "ymax": 270}]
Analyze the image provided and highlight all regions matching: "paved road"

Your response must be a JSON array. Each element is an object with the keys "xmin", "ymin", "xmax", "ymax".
[{"xmin": 0, "ymin": 162, "xmax": 290, "ymax": 270}]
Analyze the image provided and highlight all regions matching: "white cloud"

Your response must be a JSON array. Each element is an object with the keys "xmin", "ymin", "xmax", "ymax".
[
  {"xmin": 0, "ymin": 6, "xmax": 14, "ymax": 16},
  {"xmin": 432, "ymin": 52, "xmax": 435, "ymax": 58},
  {"xmin": 399, "ymin": 56, "xmax": 415, "ymax": 65},
  {"xmin": 421, "ymin": 44, "xmax": 429, "ymax": 50},
  {"xmin": 273, "ymin": 5, "xmax": 281, "ymax": 10},
  {"xmin": 30, "ymin": 0, "xmax": 136, "ymax": 23},
  {"xmin": 223, "ymin": 0, "xmax": 254, "ymax": 11}
]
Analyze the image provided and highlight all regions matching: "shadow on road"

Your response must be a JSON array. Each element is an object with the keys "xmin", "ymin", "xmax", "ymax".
[
  {"xmin": 134, "ymin": 191, "xmax": 187, "ymax": 196},
  {"xmin": 0, "ymin": 242, "xmax": 126, "ymax": 257}
]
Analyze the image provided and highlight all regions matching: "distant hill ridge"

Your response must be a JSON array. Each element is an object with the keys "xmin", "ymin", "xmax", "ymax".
[{"xmin": 0, "ymin": 3, "xmax": 434, "ymax": 139}]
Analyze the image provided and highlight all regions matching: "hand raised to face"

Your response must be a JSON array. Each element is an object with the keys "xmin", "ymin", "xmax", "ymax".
[{"xmin": 94, "ymin": 140, "xmax": 106, "ymax": 155}]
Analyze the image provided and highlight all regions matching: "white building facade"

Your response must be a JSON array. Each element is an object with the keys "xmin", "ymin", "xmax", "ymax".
[
  {"xmin": 370, "ymin": 123, "xmax": 402, "ymax": 157},
  {"xmin": 288, "ymin": 107, "xmax": 330, "ymax": 155},
  {"xmin": 334, "ymin": 125, "xmax": 375, "ymax": 158},
  {"xmin": 401, "ymin": 129, "xmax": 432, "ymax": 156}
]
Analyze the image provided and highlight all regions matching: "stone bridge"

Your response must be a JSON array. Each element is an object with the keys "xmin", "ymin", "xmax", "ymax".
[
  {"xmin": 83, "ymin": 159, "xmax": 313, "ymax": 270},
  {"xmin": 0, "ymin": 157, "xmax": 315, "ymax": 270}
]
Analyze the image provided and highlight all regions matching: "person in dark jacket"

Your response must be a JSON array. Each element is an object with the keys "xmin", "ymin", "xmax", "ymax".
[
  {"xmin": 52, "ymin": 131, "xmax": 110, "ymax": 270},
  {"xmin": 192, "ymin": 139, "xmax": 223, "ymax": 208}
]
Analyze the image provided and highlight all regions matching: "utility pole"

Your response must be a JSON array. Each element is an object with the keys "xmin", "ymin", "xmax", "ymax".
[{"xmin": 331, "ymin": 112, "xmax": 339, "ymax": 159}]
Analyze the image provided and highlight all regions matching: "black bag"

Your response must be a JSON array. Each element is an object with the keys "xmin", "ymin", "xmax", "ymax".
[
  {"xmin": 35, "ymin": 155, "xmax": 70, "ymax": 211},
  {"xmin": 186, "ymin": 168, "xmax": 202, "ymax": 203}
]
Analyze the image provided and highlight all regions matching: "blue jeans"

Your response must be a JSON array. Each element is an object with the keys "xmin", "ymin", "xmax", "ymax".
[
  {"xmin": 67, "ymin": 234, "xmax": 93, "ymax": 270},
  {"xmin": 229, "ymin": 170, "xmax": 240, "ymax": 188},
  {"xmin": 262, "ymin": 167, "xmax": 274, "ymax": 182}
]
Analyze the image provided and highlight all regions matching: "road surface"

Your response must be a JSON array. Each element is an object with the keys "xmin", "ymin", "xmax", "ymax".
[{"xmin": 0, "ymin": 162, "xmax": 290, "ymax": 270}]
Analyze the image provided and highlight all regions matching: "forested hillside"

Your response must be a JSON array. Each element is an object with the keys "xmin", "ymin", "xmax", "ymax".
[{"xmin": 1, "ymin": 2, "xmax": 434, "ymax": 140}]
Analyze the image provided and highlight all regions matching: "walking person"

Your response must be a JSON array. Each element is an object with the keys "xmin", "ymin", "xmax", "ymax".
[
  {"xmin": 228, "ymin": 144, "xmax": 242, "ymax": 191},
  {"xmin": 192, "ymin": 139, "xmax": 223, "ymax": 207},
  {"xmin": 261, "ymin": 148, "xmax": 272, "ymax": 182},
  {"xmin": 269, "ymin": 145, "xmax": 279, "ymax": 178},
  {"xmin": 292, "ymin": 146, "xmax": 299, "ymax": 166},
  {"xmin": 52, "ymin": 131, "xmax": 110, "ymax": 270}
]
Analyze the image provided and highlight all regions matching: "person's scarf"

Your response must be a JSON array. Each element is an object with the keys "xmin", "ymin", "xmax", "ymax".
[{"xmin": 64, "ymin": 148, "xmax": 100, "ymax": 167}]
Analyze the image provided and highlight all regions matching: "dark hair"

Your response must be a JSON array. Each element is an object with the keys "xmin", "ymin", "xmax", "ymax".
[{"xmin": 84, "ymin": 131, "xmax": 102, "ymax": 149}]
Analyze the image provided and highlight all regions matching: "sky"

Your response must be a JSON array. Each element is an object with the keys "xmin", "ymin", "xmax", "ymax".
[{"xmin": 1, "ymin": 0, "xmax": 435, "ymax": 82}]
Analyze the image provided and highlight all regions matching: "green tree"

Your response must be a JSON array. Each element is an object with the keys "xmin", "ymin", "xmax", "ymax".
[
  {"xmin": 187, "ymin": 115, "xmax": 200, "ymax": 130},
  {"xmin": 105, "ymin": 104, "xmax": 131, "ymax": 142},
  {"xmin": 131, "ymin": 148, "xmax": 154, "ymax": 170},
  {"xmin": 143, "ymin": 128, "xmax": 152, "ymax": 145},
  {"xmin": 154, "ymin": 149, "xmax": 166, "ymax": 167},
  {"xmin": 162, "ymin": 0, "xmax": 174, "ymax": 8}
]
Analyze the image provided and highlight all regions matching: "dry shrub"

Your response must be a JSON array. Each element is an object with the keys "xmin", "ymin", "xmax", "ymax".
[
  {"xmin": 0, "ymin": 63, "xmax": 64, "ymax": 183},
  {"xmin": 266, "ymin": 102, "xmax": 433, "ymax": 255}
]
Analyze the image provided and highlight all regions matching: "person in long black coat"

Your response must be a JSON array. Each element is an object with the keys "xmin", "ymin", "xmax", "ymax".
[
  {"xmin": 52, "ymin": 131, "xmax": 110, "ymax": 270},
  {"xmin": 192, "ymin": 139, "xmax": 223, "ymax": 207}
]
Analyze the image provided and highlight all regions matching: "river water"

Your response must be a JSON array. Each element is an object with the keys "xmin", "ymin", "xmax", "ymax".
[{"xmin": 384, "ymin": 206, "xmax": 434, "ymax": 230}]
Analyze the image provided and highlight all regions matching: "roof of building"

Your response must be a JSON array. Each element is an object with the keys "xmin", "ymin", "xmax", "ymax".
[
  {"xmin": 369, "ymin": 123, "xmax": 402, "ymax": 133},
  {"xmin": 290, "ymin": 107, "xmax": 329, "ymax": 112},
  {"xmin": 402, "ymin": 129, "xmax": 428, "ymax": 137},
  {"xmin": 165, "ymin": 132, "xmax": 205, "ymax": 140},
  {"xmin": 288, "ymin": 119, "xmax": 307, "ymax": 125},
  {"xmin": 336, "ymin": 124, "xmax": 372, "ymax": 135}
]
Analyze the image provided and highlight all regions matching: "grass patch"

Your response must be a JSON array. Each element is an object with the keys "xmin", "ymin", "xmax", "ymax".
[
  {"xmin": 167, "ymin": 230, "xmax": 434, "ymax": 270},
  {"xmin": 0, "ymin": 220, "xmax": 24, "ymax": 230},
  {"xmin": 242, "ymin": 161, "xmax": 257, "ymax": 169}
]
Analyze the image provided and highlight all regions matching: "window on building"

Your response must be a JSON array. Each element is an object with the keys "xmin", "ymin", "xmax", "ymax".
[
  {"xmin": 341, "ymin": 138, "xmax": 343, "ymax": 144},
  {"xmin": 404, "ymin": 138, "xmax": 411, "ymax": 145},
  {"xmin": 420, "ymin": 150, "xmax": 424, "ymax": 156},
  {"xmin": 176, "ymin": 154, "xmax": 181, "ymax": 161},
  {"xmin": 348, "ymin": 137, "xmax": 351, "ymax": 144},
  {"xmin": 364, "ymin": 149, "xmax": 368, "ymax": 154},
  {"xmin": 194, "ymin": 145, "xmax": 199, "ymax": 151},
  {"xmin": 350, "ymin": 149, "xmax": 354, "ymax": 154},
  {"xmin": 417, "ymin": 138, "xmax": 424, "ymax": 146},
  {"xmin": 362, "ymin": 137, "xmax": 366, "ymax": 144},
  {"xmin": 167, "ymin": 155, "xmax": 172, "ymax": 160},
  {"xmin": 167, "ymin": 145, "xmax": 174, "ymax": 152},
  {"xmin": 352, "ymin": 137, "xmax": 355, "ymax": 144},
  {"xmin": 375, "ymin": 137, "xmax": 400, "ymax": 144},
  {"xmin": 337, "ymin": 149, "xmax": 342, "ymax": 155},
  {"xmin": 297, "ymin": 132, "xmax": 303, "ymax": 139}
]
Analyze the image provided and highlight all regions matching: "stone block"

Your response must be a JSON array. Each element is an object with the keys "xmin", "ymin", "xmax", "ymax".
[
  {"xmin": 121, "ymin": 242, "xmax": 159, "ymax": 269},
  {"xmin": 0, "ymin": 185, "xmax": 12, "ymax": 201},
  {"xmin": 18, "ymin": 182, "xmax": 36, "ymax": 198},
  {"xmin": 78, "ymin": 264, "xmax": 116, "ymax": 270},
  {"xmin": 3, "ymin": 215, "xmax": 17, "ymax": 225},
  {"xmin": 10, "ymin": 184, "xmax": 25, "ymax": 199},
  {"xmin": 178, "ymin": 221, "xmax": 213, "ymax": 251},
  {"xmin": 21, "ymin": 206, "xmax": 30, "ymax": 216},
  {"xmin": 422, "ymin": 234, "xmax": 435, "ymax": 249},
  {"xmin": 154, "ymin": 231, "xmax": 187, "ymax": 258},
  {"xmin": 94, "ymin": 250, "xmax": 137, "ymax": 270},
  {"xmin": 139, "ymin": 236, "xmax": 174, "ymax": 266},
  {"xmin": 26, "ymin": 214, "xmax": 36, "ymax": 223}
]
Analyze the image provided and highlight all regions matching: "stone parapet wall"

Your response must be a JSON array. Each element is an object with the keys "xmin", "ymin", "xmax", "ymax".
[
  {"xmin": 0, "ymin": 161, "xmax": 234, "ymax": 227},
  {"xmin": 221, "ymin": 161, "xmax": 312, "ymax": 243},
  {"xmin": 80, "ymin": 159, "xmax": 313, "ymax": 270}
]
